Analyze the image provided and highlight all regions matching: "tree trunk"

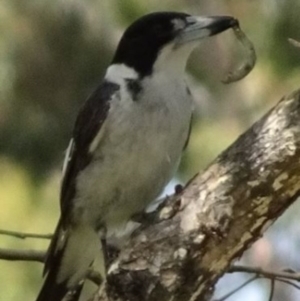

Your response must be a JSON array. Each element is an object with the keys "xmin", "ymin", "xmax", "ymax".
[{"xmin": 92, "ymin": 89, "xmax": 300, "ymax": 301}]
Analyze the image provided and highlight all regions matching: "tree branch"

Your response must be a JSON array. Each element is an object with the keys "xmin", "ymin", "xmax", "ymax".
[
  {"xmin": 0, "ymin": 248, "xmax": 45, "ymax": 263},
  {"xmin": 0, "ymin": 248, "xmax": 103, "ymax": 285},
  {"xmin": 229, "ymin": 265, "xmax": 300, "ymax": 282},
  {"xmin": 0, "ymin": 229, "xmax": 52, "ymax": 240},
  {"xmin": 91, "ymin": 88, "xmax": 300, "ymax": 301}
]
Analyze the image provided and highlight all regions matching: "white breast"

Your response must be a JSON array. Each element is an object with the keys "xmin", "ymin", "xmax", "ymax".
[{"xmin": 74, "ymin": 65, "xmax": 193, "ymax": 233}]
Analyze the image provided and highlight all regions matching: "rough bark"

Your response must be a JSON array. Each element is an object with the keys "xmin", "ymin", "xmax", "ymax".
[{"xmin": 92, "ymin": 89, "xmax": 300, "ymax": 301}]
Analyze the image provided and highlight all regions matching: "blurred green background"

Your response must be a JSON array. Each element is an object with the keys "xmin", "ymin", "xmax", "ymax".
[{"xmin": 1, "ymin": 0, "xmax": 300, "ymax": 300}]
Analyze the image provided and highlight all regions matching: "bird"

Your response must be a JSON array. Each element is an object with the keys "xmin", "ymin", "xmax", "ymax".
[{"xmin": 35, "ymin": 11, "xmax": 237, "ymax": 301}]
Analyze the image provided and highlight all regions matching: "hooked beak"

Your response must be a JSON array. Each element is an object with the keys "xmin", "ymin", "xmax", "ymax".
[{"xmin": 176, "ymin": 16, "xmax": 238, "ymax": 44}]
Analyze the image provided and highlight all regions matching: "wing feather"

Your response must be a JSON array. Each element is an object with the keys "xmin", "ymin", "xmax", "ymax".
[
  {"xmin": 43, "ymin": 81, "xmax": 119, "ymax": 284},
  {"xmin": 60, "ymin": 81, "xmax": 119, "ymax": 219}
]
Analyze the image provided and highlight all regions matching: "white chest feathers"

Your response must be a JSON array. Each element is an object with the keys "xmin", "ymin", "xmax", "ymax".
[{"xmin": 74, "ymin": 65, "xmax": 193, "ymax": 230}]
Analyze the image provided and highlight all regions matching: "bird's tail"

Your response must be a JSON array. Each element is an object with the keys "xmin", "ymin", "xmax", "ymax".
[
  {"xmin": 35, "ymin": 264, "xmax": 84, "ymax": 301},
  {"xmin": 35, "ymin": 221, "xmax": 101, "ymax": 301}
]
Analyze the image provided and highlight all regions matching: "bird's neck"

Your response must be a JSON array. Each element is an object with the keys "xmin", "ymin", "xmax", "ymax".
[
  {"xmin": 105, "ymin": 64, "xmax": 139, "ymax": 85},
  {"xmin": 105, "ymin": 62, "xmax": 185, "ymax": 89},
  {"xmin": 152, "ymin": 42, "xmax": 197, "ymax": 76}
]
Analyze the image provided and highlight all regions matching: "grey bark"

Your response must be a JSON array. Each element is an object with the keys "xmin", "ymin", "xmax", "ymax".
[{"xmin": 91, "ymin": 89, "xmax": 300, "ymax": 301}]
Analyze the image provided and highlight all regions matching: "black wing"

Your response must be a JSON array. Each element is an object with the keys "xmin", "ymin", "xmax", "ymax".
[
  {"xmin": 40, "ymin": 81, "xmax": 119, "ymax": 298},
  {"xmin": 60, "ymin": 81, "xmax": 119, "ymax": 220}
]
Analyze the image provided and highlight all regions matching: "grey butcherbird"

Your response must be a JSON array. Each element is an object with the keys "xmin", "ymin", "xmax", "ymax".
[{"xmin": 36, "ymin": 11, "xmax": 237, "ymax": 301}]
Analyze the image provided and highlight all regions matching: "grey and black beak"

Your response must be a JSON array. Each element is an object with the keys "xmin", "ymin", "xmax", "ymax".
[{"xmin": 176, "ymin": 16, "xmax": 238, "ymax": 44}]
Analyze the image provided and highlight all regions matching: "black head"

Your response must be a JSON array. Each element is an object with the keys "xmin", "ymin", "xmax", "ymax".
[
  {"xmin": 112, "ymin": 12, "xmax": 189, "ymax": 77},
  {"xmin": 112, "ymin": 12, "xmax": 237, "ymax": 77}
]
